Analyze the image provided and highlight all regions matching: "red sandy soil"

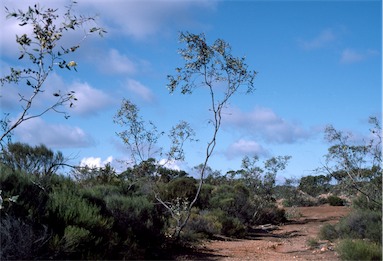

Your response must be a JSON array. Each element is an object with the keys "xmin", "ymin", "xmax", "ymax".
[{"xmin": 176, "ymin": 205, "xmax": 350, "ymax": 261}]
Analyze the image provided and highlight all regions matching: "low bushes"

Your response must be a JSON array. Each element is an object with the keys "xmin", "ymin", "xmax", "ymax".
[
  {"xmin": 337, "ymin": 239, "xmax": 382, "ymax": 261},
  {"xmin": 327, "ymin": 195, "xmax": 344, "ymax": 206},
  {"xmin": 318, "ymin": 199, "xmax": 382, "ymax": 261}
]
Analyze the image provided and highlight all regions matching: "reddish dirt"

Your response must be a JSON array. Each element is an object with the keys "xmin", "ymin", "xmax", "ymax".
[{"xmin": 176, "ymin": 205, "xmax": 350, "ymax": 261}]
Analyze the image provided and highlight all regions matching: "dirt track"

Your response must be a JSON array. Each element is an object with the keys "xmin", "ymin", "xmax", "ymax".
[{"xmin": 177, "ymin": 205, "xmax": 350, "ymax": 261}]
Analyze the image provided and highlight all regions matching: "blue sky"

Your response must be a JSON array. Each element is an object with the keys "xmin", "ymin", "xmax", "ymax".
[{"xmin": 1, "ymin": 0, "xmax": 381, "ymax": 180}]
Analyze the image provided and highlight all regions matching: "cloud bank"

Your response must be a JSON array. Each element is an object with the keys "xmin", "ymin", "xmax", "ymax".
[
  {"xmin": 13, "ymin": 117, "xmax": 95, "ymax": 149},
  {"xmin": 223, "ymin": 106, "xmax": 311, "ymax": 144}
]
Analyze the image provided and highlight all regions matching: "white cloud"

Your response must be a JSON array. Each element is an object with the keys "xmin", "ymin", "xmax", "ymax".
[
  {"xmin": 69, "ymin": 82, "xmax": 115, "ymax": 116},
  {"xmin": 125, "ymin": 79, "xmax": 155, "ymax": 102},
  {"xmin": 98, "ymin": 49, "xmax": 137, "ymax": 75},
  {"xmin": 223, "ymin": 106, "xmax": 311, "ymax": 144},
  {"xmin": 340, "ymin": 48, "xmax": 379, "ymax": 64},
  {"xmin": 13, "ymin": 117, "xmax": 95, "ymax": 149},
  {"xmin": 298, "ymin": 29, "xmax": 336, "ymax": 50},
  {"xmin": 80, "ymin": 156, "xmax": 113, "ymax": 168},
  {"xmin": 226, "ymin": 139, "xmax": 268, "ymax": 159},
  {"xmin": 0, "ymin": 71, "xmax": 113, "ymax": 118},
  {"xmin": 159, "ymin": 158, "xmax": 181, "ymax": 171},
  {"xmin": 1, "ymin": 0, "xmax": 217, "ymax": 60},
  {"xmin": 78, "ymin": 0, "xmax": 216, "ymax": 40}
]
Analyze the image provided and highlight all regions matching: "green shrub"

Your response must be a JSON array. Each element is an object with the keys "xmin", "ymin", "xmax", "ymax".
[
  {"xmin": 282, "ymin": 195, "xmax": 317, "ymax": 207},
  {"xmin": 50, "ymin": 225, "xmax": 95, "ymax": 259},
  {"xmin": 285, "ymin": 206, "xmax": 302, "ymax": 220},
  {"xmin": 0, "ymin": 215, "xmax": 50, "ymax": 260},
  {"xmin": 319, "ymin": 223, "xmax": 338, "ymax": 241},
  {"xmin": 337, "ymin": 209, "xmax": 382, "ymax": 243},
  {"xmin": 48, "ymin": 188, "xmax": 112, "ymax": 232},
  {"xmin": 185, "ymin": 209, "xmax": 222, "ymax": 239},
  {"xmin": 104, "ymin": 195, "xmax": 165, "ymax": 259},
  {"xmin": 353, "ymin": 194, "xmax": 382, "ymax": 212},
  {"xmin": 254, "ymin": 207, "xmax": 286, "ymax": 225},
  {"xmin": 220, "ymin": 216, "xmax": 246, "ymax": 238},
  {"xmin": 327, "ymin": 195, "xmax": 344, "ymax": 206},
  {"xmin": 337, "ymin": 239, "xmax": 382, "ymax": 261},
  {"xmin": 306, "ymin": 237, "xmax": 320, "ymax": 249}
]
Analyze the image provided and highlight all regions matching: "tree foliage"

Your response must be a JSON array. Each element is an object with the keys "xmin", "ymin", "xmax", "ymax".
[
  {"xmin": 164, "ymin": 32, "xmax": 257, "ymax": 238},
  {"xmin": 321, "ymin": 117, "xmax": 382, "ymax": 207},
  {"xmin": 0, "ymin": 1, "xmax": 105, "ymax": 144},
  {"xmin": 1, "ymin": 142, "xmax": 65, "ymax": 176}
]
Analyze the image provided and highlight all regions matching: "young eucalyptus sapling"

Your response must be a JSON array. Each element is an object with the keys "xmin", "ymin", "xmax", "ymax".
[
  {"xmin": 166, "ymin": 32, "xmax": 257, "ymax": 238},
  {"xmin": 0, "ymin": 2, "xmax": 105, "ymax": 145}
]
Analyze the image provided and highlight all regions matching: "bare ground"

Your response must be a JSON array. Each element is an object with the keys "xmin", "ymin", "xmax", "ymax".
[{"xmin": 176, "ymin": 205, "xmax": 350, "ymax": 261}]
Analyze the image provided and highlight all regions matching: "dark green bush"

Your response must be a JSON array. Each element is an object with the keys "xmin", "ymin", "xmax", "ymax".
[
  {"xmin": 104, "ymin": 194, "xmax": 165, "ymax": 259},
  {"xmin": 220, "ymin": 216, "xmax": 246, "ymax": 238},
  {"xmin": 185, "ymin": 209, "xmax": 222, "ymax": 239},
  {"xmin": 254, "ymin": 206, "xmax": 286, "ymax": 225},
  {"xmin": 353, "ymin": 194, "xmax": 382, "ymax": 212},
  {"xmin": 0, "ymin": 215, "xmax": 50, "ymax": 260},
  {"xmin": 337, "ymin": 209, "xmax": 382, "ymax": 244},
  {"xmin": 319, "ymin": 223, "xmax": 338, "ymax": 241},
  {"xmin": 47, "ymin": 187, "xmax": 113, "ymax": 259},
  {"xmin": 337, "ymin": 239, "xmax": 382, "ymax": 261},
  {"xmin": 327, "ymin": 195, "xmax": 344, "ymax": 206}
]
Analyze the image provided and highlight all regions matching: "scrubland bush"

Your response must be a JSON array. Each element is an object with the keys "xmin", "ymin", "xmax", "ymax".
[
  {"xmin": 0, "ymin": 215, "xmax": 50, "ymax": 260},
  {"xmin": 319, "ymin": 223, "xmax": 338, "ymax": 241},
  {"xmin": 327, "ymin": 195, "xmax": 345, "ymax": 206},
  {"xmin": 220, "ymin": 216, "xmax": 246, "ymax": 238},
  {"xmin": 254, "ymin": 207, "xmax": 286, "ymax": 225},
  {"xmin": 104, "ymin": 194, "xmax": 165, "ymax": 259},
  {"xmin": 337, "ymin": 239, "xmax": 382, "ymax": 261},
  {"xmin": 337, "ymin": 209, "xmax": 382, "ymax": 243},
  {"xmin": 184, "ymin": 209, "xmax": 222, "ymax": 239}
]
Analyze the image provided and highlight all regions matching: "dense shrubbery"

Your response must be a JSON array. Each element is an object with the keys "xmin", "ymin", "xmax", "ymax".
[
  {"xmin": 0, "ymin": 143, "xmax": 295, "ymax": 259},
  {"xmin": 0, "ymin": 164, "xmax": 167, "ymax": 260},
  {"xmin": 337, "ymin": 239, "xmax": 382, "ymax": 261}
]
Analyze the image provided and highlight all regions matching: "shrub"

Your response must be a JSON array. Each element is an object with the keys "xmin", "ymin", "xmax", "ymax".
[
  {"xmin": 319, "ymin": 223, "xmax": 338, "ymax": 241},
  {"xmin": 220, "ymin": 216, "xmax": 246, "ymax": 238},
  {"xmin": 254, "ymin": 207, "xmax": 286, "ymax": 225},
  {"xmin": 0, "ymin": 215, "xmax": 50, "ymax": 260},
  {"xmin": 337, "ymin": 239, "xmax": 382, "ymax": 261},
  {"xmin": 104, "ymin": 195, "xmax": 165, "ymax": 259},
  {"xmin": 49, "ymin": 225, "xmax": 95, "ymax": 259},
  {"xmin": 306, "ymin": 237, "xmax": 320, "ymax": 249},
  {"xmin": 353, "ymin": 194, "xmax": 382, "ymax": 212},
  {"xmin": 185, "ymin": 209, "xmax": 222, "ymax": 239},
  {"xmin": 337, "ymin": 209, "xmax": 382, "ymax": 243},
  {"xmin": 327, "ymin": 195, "xmax": 344, "ymax": 206},
  {"xmin": 285, "ymin": 206, "xmax": 302, "ymax": 220},
  {"xmin": 46, "ymin": 187, "xmax": 114, "ymax": 259}
]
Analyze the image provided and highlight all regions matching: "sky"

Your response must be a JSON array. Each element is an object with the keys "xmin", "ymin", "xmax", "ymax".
[{"xmin": 0, "ymin": 0, "xmax": 381, "ymax": 181}]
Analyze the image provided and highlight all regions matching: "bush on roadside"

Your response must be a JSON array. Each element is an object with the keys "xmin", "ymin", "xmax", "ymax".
[
  {"xmin": 327, "ymin": 195, "xmax": 344, "ymax": 206},
  {"xmin": 184, "ymin": 209, "xmax": 222, "ymax": 239},
  {"xmin": 319, "ymin": 223, "xmax": 338, "ymax": 241},
  {"xmin": 337, "ymin": 209, "xmax": 381, "ymax": 244},
  {"xmin": 337, "ymin": 239, "xmax": 382, "ymax": 261}
]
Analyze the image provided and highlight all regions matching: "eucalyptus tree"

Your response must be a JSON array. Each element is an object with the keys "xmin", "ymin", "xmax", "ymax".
[
  {"xmin": 321, "ymin": 117, "xmax": 382, "ymax": 208},
  {"xmin": 165, "ymin": 32, "xmax": 257, "ymax": 238},
  {"xmin": 0, "ymin": 1, "xmax": 105, "ymax": 145},
  {"xmin": 0, "ymin": 142, "xmax": 65, "ymax": 176}
]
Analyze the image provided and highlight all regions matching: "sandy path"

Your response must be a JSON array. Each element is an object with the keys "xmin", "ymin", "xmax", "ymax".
[{"xmin": 177, "ymin": 205, "xmax": 350, "ymax": 261}]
